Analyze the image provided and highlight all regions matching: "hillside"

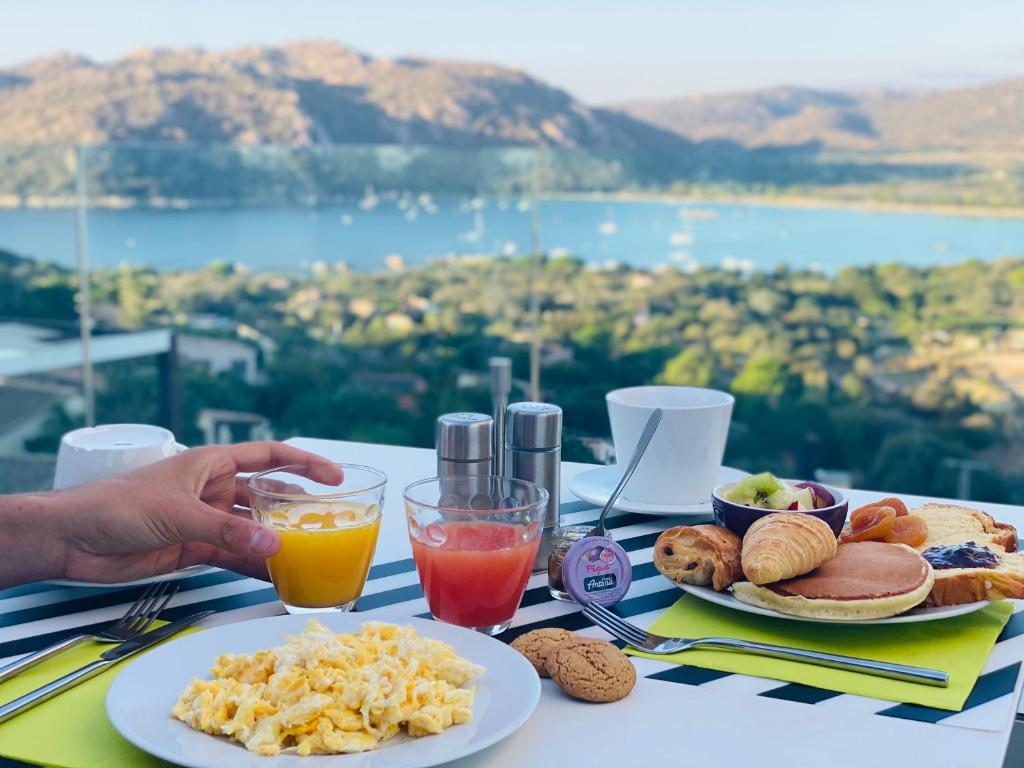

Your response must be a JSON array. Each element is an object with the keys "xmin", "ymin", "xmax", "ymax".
[
  {"xmin": 0, "ymin": 41, "xmax": 685, "ymax": 150},
  {"xmin": 615, "ymin": 81, "xmax": 1024, "ymax": 150}
]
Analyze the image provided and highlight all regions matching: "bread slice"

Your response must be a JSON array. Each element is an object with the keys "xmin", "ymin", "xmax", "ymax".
[
  {"xmin": 912, "ymin": 503, "xmax": 1024, "ymax": 606},
  {"xmin": 913, "ymin": 503, "xmax": 1018, "ymax": 553}
]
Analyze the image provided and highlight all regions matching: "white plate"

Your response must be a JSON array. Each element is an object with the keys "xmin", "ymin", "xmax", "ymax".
[
  {"xmin": 107, "ymin": 613, "xmax": 541, "ymax": 768},
  {"xmin": 48, "ymin": 565, "xmax": 217, "ymax": 589},
  {"xmin": 674, "ymin": 580, "xmax": 991, "ymax": 625},
  {"xmin": 570, "ymin": 465, "xmax": 749, "ymax": 515}
]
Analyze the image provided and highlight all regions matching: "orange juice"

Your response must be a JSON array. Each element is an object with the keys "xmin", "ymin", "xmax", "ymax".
[{"xmin": 265, "ymin": 502, "xmax": 380, "ymax": 608}]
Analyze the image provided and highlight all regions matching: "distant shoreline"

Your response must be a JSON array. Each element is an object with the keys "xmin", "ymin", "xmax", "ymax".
[
  {"xmin": 4, "ymin": 191, "xmax": 1024, "ymax": 220},
  {"xmin": 544, "ymin": 191, "xmax": 1024, "ymax": 220}
]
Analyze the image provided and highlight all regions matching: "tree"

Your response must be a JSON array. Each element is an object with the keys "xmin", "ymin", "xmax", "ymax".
[
  {"xmin": 117, "ymin": 266, "xmax": 148, "ymax": 329},
  {"xmin": 731, "ymin": 355, "xmax": 789, "ymax": 398},
  {"xmin": 656, "ymin": 348, "xmax": 714, "ymax": 388}
]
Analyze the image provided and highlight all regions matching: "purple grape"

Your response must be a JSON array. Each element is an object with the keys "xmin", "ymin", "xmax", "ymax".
[{"xmin": 795, "ymin": 481, "xmax": 836, "ymax": 509}]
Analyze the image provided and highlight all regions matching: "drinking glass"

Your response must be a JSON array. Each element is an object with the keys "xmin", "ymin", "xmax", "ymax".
[
  {"xmin": 248, "ymin": 463, "xmax": 387, "ymax": 614},
  {"xmin": 404, "ymin": 476, "xmax": 548, "ymax": 636}
]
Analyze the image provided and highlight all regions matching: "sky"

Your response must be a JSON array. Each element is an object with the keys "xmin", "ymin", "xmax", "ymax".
[{"xmin": 3, "ymin": 0, "xmax": 1024, "ymax": 102}]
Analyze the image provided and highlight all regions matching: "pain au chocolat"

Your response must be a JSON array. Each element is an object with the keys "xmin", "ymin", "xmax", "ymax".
[{"xmin": 731, "ymin": 542, "xmax": 934, "ymax": 620}]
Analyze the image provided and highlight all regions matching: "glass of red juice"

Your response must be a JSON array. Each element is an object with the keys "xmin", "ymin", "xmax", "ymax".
[{"xmin": 403, "ymin": 476, "xmax": 548, "ymax": 636}]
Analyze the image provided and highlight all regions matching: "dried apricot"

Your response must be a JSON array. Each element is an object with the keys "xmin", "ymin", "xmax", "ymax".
[
  {"xmin": 851, "ymin": 497, "xmax": 909, "ymax": 518},
  {"xmin": 840, "ymin": 506, "xmax": 897, "ymax": 543},
  {"xmin": 882, "ymin": 515, "xmax": 928, "ymax": 547}
]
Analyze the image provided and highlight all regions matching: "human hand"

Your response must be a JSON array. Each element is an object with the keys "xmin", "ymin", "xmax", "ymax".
[{"xmin": 48, "ymin": 441, "xmax": 343, "ymax": 583}]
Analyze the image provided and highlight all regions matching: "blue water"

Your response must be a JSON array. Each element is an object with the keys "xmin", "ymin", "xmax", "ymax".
[{"xmin": 1, "ymin": 198, "xmax": 1023, "ymax": 273}]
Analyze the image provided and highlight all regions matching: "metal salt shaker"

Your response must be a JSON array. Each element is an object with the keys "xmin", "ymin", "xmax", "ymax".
[
  {"xmin": 436, "ymin": 412, "xmax": 495, "ymax": 509},
  {"xmin": 436, "ymin": 412, "xmax": 494, "ymax": 477},
  {"xmin": 505, "ymin": 402, "xmax": 562, "ymax": 572}
]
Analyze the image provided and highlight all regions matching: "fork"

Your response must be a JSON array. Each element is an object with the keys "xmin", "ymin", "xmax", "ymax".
[
  {"xmin": 0, "ymin": 582, "xmax": 177, "ymax": 684},
  {"xmin": 582, "ymin": 601, "xmax": 949, "ymax": 687}
]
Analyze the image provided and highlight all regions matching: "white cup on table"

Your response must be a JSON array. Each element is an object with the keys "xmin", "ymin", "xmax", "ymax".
[
  {"xmin": 606, "ymin": 386, "xmax": 734, "ymax": 505},
  {"xmin": 53, "ymin": 423, "xmax": 185, "ymax": 490}
]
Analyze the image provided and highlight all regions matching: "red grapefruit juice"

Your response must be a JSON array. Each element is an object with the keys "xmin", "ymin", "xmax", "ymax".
[{"xmin": 411, "ymin": 521, "xmax": 539, "ymax": 628}]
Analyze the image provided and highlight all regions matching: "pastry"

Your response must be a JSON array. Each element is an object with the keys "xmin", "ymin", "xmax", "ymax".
[
  {"xmin": 732, "ymin": 542, "xmax": 934, "ymax": 620},
  {"xmin": 653, "ymin": 524, "xmax": 743, "ymax": 591},
  {"xmin": 546, "ymin": 637, "xmax": 636, "ymax": 703},
  {"xmin": 740, "ymin": 512, "xmax": 838, "ymax": 585},
  {"xmin": 911, "ymin": 503, "xmax": 1024, "ymax": 606},
  {"xmin": 510, "ymin": 628, "xmax": 576, "ymax": 677}
]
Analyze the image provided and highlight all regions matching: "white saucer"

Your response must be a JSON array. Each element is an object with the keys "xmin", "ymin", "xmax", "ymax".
[
  {"xmin": 48, "ymin": 565, "xmax": 217, "ymax": 589},
  {"xmin": 570, "ymin": 464, "xmax": 749, "ymax": 515}
]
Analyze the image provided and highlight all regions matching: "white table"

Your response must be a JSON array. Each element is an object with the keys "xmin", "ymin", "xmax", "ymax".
[
  {"xmin": 288, "ymin": 439, "xmax": 1024, "ymax": 768},
  {"xmin": 0, "ymin": 438, "xmax": 1020, "ymax": 768}
]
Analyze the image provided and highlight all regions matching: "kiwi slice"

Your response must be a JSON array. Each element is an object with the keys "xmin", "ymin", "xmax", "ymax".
[{"xmin": 724, "ymin": 472, "xmax": 784, "ymax": 508}]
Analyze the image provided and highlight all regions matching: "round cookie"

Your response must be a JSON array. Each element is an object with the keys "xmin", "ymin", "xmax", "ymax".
[
  {"xmin": 510, "ymin": 628, "xmax": 576, "ymax": 677},
  {"xmin": 547, "ymin": 638, "xmax": 637, "ymax": 703}
]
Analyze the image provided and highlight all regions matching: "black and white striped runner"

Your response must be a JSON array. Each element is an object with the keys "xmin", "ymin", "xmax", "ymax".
[{"xmin": 0, "ymin": 498, "xmax": 1020, "ymax": 760}]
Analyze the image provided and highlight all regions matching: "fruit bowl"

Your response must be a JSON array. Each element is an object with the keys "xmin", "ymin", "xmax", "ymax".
[{"xmin": 712, "ymin": 478, "xmax": 848, "ymax": 538}]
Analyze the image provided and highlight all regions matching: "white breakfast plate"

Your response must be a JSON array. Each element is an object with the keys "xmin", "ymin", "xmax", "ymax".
[
  {"xmin": 673, "ymin": 580, "xmax": 991, "ymax": 625},
  {"xmin": 48, "ymin": 565, "xmax": 217, "ymax": 589},
  {"xmin": 107, "ymin": 613, "xmax": 541, "ymax": 768},
  {"xmin": 570, "ymin": 464, "xmax": 749, "ymax": 516}
]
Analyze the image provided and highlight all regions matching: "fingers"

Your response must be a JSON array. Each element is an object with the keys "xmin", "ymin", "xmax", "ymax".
[
  {"xmin": 234, "ymin": 476, "xmax": 251, "ymax": 508},
  {"xmin": 234, "ymin": 475, "xmax": 308, "ymax": 508},
  {"xmin": 178, "ymin": 542, "xmax": 273, "ymax": 581},
  {"xmin": 172, "ymin": 500, "xmax": 282, "ymax": 560},
  {"xmin": 223, "ymin": 442, "xmax": 344, "ymax": 485}
]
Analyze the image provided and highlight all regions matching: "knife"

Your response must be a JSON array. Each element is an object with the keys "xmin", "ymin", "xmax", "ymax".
[{"xmin": 0, "ymin": 610, "xmax": 213, "ymax": 724}]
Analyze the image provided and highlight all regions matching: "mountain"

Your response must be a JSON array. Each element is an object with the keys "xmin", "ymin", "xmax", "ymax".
[
  {"xmin": 614, "ymin": 81, "xmax": 1024, "ymax": 150},
  {"xmin": 3, "ymin": 41, "xmax": 1020, "ymax": 153},
  {"xmin": 0, "ymin": 41, "xmax": 686, "ymax": 150}
]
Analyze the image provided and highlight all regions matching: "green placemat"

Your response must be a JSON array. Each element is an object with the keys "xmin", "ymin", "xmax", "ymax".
[
  {"xmin": 626, "ymin": 595, "xmax": 1013, "ymax": 711},
  {"xmin": 0, "ymin": 627, "xmax": 199, "ymax": 768}
]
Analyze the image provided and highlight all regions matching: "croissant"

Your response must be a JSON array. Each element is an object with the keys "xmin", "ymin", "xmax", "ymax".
[
  {"xmin": 654, "ymin": 524, "xmax": 743, "ymax": 591},
  {"xmin": 741, "ymin": 513, "xmax": 837, "ymax": 585}
]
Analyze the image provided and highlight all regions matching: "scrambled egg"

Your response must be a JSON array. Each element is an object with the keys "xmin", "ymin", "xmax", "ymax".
[{"xmin": 171, "ymin": 621, "xmax": 485, "ymax": 756}]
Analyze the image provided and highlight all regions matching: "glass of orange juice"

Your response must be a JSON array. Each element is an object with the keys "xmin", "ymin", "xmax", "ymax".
[
  {"xmin": 248, "ymin": 463, "xmax": 387, "ymax": 614},
  {"xmin": 404, "ymin": 476, "xmax": 548, "ymax": 636}
]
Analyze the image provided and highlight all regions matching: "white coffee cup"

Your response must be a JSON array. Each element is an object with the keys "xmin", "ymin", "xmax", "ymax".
[
  {"xmin": 53, "ymin": 424, "xmax": 184, "ymax": 490},
  {"xmin": 606, "ymin": 386, "xmax": 734, "ymax": 505}
]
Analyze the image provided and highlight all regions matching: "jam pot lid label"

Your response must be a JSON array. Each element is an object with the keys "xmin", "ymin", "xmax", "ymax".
[{"xmin": 562, "ymin": 535, "xmax": 632, "ymax": 607}]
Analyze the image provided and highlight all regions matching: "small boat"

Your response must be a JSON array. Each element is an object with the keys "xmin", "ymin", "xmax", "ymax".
[
  {"xmin": 599, "ymin": 207, "xmax": 618, "ymax": 236},
  {"xmin": 459, "ymin": 210, "xmax": 485, "ymax": 243},
  {"xmin": 358, "ymin": 187, "xmax": 379, "ymax": 210},
  {"xmin": 677, "ymin": 208, "xmax": 718, "ymax": 220}
]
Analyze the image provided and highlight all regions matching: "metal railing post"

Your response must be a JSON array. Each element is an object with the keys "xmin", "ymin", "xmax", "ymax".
[{"xmin": 73, "ymin": 144, "xmax": 95, "ymax": 427}]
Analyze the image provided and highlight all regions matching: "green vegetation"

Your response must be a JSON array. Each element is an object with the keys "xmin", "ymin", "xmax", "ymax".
[{"xmin": 5, "ymin": 251, "xmax": 1024, "ymax": 503}]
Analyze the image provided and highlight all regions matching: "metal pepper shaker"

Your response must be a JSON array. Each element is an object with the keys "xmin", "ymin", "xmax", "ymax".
[
  {"xmin": 436, "ymin": 413, "xmax": 494, "ymax": 477},
  {"xmin": 505, "ymin": 402, "xmax": 562, "ymax": 571}
]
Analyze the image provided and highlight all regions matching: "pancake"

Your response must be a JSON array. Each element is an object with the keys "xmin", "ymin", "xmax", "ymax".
[{"xmin": 731, "ymin": 542, "xmax": 934, "ymax": 620}]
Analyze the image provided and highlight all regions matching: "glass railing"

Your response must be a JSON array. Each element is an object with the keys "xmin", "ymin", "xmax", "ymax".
[{"xmin": 1, "ymin": 142, "xmax": 1022, "ymax": 503}]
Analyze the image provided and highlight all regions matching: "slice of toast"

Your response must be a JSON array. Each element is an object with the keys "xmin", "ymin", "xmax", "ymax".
[
  {"xmin": 914, "ymin": 503, "xmax": 1017, "ymax": 553},
  {"xmin": 912, "ymin": 503, "xmax": 1024, "ymax": 606}
]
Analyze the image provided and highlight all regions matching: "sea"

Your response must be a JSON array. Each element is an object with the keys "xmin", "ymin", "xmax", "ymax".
[{"xmin": 2, "ymin": 197, "xmax": 1023, "ymax": 274}]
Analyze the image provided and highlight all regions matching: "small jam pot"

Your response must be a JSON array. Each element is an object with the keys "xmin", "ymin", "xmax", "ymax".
[
  {"xmin": 562, "ymin": 534, "xmax": 632, "ymax": 607},
  {"xmin": 548, "ymin": 524, "xmax": 591, "ymax": 601}
]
